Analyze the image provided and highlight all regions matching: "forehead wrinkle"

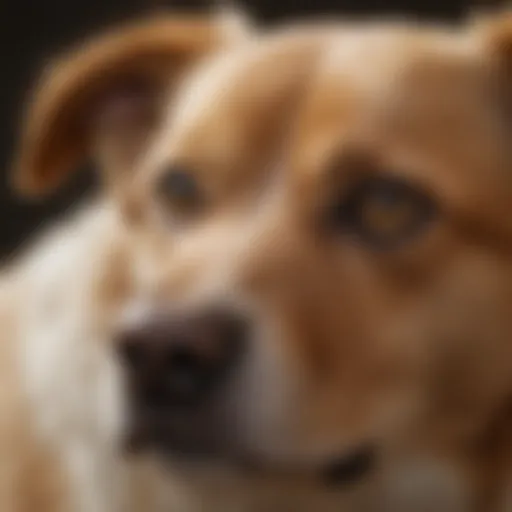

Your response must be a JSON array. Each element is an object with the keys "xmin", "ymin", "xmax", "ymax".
[
  {"xmin": 286, "ymin": 29, "xmax": 424, "ymax": 184},
  {"xmin": 143, "ymin": 45, "xmax": 252, "ymax": 174},
  {"xmin": 290, "ymin": 26, "xmax": 488, "ymax": 181},
  {"xmin": 167, "ymin": 48, "xmax": 253, "ymax": 150},
  {"xmin": 146, "ymin": 29, "xmax": 332, "ymax": 176},
  {"xmin": 321, "ymin": 23, "xmax": 479, "ymax": 107}
]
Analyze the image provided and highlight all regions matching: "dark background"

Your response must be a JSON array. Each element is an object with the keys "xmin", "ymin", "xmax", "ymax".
[{"xmin": 0, "ymin": 0, "xmax": 501, "ymax": 259}]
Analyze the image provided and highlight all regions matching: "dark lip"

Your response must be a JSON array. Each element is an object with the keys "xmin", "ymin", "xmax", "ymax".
[
  {"xmin": 321, "ymin": 445, "xmax": 377, "ymax": 486},
  {"xmin": 124, "ymin": 420, "xmax": 376, "ymax": 487}
]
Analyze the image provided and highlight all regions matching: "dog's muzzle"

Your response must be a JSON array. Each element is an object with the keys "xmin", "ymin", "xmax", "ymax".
[{"xmin": 114, "ymin": 306, "xmax": 376, "ymax": 486}]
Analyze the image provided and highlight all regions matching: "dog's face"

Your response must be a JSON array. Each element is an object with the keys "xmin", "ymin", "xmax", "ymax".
[{"xmin": 14, "ymin": 11, "xmax": 512, "ymax": 490}]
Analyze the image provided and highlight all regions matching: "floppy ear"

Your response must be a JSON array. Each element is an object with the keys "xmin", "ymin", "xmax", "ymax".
[
  {"xmin": 478, "ymin": 11, "xmax": 512, "ymax": 64},
  {"xmin": 474, "ymin": 11, "xmax": 512, "ymax": 120},
  {"xmin": 12, "ymin": 10, "xmax": 250, "ymax": 198}
]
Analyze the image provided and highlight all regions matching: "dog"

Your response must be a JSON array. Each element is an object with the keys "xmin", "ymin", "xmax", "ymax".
[
  {"xmin": 0, "ymin": 10, "xmax": 253, "ymax": 512},
  {"xmin": 5, "ymin": 6, "xmax": 512, "ymax": 512}
]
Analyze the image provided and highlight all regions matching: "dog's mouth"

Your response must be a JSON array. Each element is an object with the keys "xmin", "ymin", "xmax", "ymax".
[
  {"xmin": 321, "ymin": 446, "xmax": 376, "ymax": 486},
  {"xmin": 123, "ymin": 412, "xmax": 377, "ymax": 487}
]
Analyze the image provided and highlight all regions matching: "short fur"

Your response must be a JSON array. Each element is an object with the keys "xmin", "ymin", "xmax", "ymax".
[{"xmin": 4, "ymin": 8, "xmax": 512, "ymax": 512}]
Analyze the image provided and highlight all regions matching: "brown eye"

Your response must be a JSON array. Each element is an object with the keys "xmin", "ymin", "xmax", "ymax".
[
  {"xmin": 333, "ymin": 177, "xmax": 436, "ymax": 249},
  {"xmin": 155, "ymin": 167, "xmax": 203, "ymax": 212}
]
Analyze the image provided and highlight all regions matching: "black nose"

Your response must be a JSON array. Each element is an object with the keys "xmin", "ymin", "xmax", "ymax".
[{"xmin": 116, "ymin": 309, "xmax": 248, "ymax": 410}]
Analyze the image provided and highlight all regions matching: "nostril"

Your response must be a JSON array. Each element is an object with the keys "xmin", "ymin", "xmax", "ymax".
[
  {"xmin": 143, "ymin": 383, "xmax": 172, "ymax": 411},
  {"xmin": 164, "ymin": 346, "xmax": 206, "ymax": 403},
  {"xmin": 167, "ymin": 346, "xmax": 200, "ymax": 372}
]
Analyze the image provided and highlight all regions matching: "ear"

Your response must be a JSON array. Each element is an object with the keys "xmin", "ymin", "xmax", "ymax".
[
  {"xmin": 12, "ymin": 9, "xmax": 251, "ymax": 198},
  {"xmin": 476, "ymin": 10, "xmax": 512, "ymax": 60},
  {"xmin": 473, "ymin": 11, "xmax": 512, "ymax": 119}
]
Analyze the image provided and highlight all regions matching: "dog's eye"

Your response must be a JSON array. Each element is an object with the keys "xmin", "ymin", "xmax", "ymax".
[
  {"xmin": 333, "ymin": 177, "xmax": 435, "ymax": 249},
  {"xmin": 155, "ymin": 168, "xmax": 203, "ymax": 212}
]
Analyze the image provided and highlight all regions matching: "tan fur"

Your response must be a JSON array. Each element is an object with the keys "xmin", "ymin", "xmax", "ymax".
[
  {"xmin": 6, "ymin": 8, "xmax": 512, "ymax": 512},
  {"xmin": 117, "ymin": 12, "xmax": 512, "ymax": 512}
]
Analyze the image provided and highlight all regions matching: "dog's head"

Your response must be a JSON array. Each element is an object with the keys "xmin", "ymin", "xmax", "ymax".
[{"xmin": 13, "ymin": 9, "xmax": 512, "ymax": 492}]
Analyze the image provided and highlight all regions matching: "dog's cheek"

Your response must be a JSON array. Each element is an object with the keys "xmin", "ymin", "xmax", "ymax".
[{"xmin": 219, "ymin": 313, "xmax": 303, "ymax": 460}]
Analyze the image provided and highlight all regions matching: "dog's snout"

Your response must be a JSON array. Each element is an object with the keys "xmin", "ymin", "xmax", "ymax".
[{"xmin": 117, "ymin": 309, "xmax": 248, "ymax": 408}]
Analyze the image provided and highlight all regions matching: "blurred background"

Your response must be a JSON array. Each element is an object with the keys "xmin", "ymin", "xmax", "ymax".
[{"xmin": 0, "ymin": 0, "xmax": 503, "ymax": 260}]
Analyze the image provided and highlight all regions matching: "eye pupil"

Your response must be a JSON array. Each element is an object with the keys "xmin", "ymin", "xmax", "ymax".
[
  {"xmin": 334, "ymin": 177, "xmax": 434, "ymax": 249},
  {"xmin": 366, "ymin": 184, "xmax": 402, "ymax": 207},
  {"xmin": 156, "ymin": 168, "xmax": 202, "ymax": 210},
  {"xmin": 163, "ymin": 170, "xmax": 196, "ymax": 198}
]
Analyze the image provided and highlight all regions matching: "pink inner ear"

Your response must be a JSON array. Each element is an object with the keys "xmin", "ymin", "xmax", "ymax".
[{"xmin": 94, "ymin": 83, "xmax": 158, "ymax": 133}]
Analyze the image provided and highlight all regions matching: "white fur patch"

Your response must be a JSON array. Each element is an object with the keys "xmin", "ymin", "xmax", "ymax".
[{"xmin": 15, "ymin": 206, "xmax": 128, "ymax": 511}]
